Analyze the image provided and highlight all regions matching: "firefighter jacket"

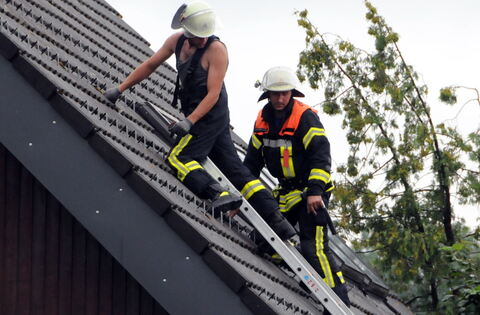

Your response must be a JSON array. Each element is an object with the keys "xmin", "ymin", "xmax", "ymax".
[{"xmin": 244, "ymin": 99, "xmax": 333, "ymax": 196}]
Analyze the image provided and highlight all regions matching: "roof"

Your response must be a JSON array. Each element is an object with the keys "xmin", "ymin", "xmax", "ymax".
[{"xmin": 0, "ymin": 0, "xmax": 411, "ymax": 313}]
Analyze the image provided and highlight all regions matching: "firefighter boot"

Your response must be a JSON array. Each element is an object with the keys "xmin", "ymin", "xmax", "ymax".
[
  {"xmin": 264, "ymin": 211, "xmax": 296, "ymax": 241},
  {"xmin": 332, "ymin": 282, "xmax": 351, "ymax": 308},
  {"xmin": 249, "ymin": 229, "xmax": 273, "ymax": 255},
  {"xmin": 207, "ymin": 183, "xmax": 243, "ymax": 213},
  {"xmin": 212, "ymin": 191, "xmax": 243, "ymax": 213}
]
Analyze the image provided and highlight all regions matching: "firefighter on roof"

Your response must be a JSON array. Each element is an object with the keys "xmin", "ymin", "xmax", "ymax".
[
  {"xmin": 103, "ymin": 2, "xmax": 296, "ymax": 241},
  {"xmin": 244, "ymin": 66, "xmax": 351, "ymax": 307}
]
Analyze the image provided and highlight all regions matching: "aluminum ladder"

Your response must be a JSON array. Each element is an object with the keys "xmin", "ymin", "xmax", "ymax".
[{"xmin": 136, "ymin": 102, "xmax": 353, "ymax": 315}]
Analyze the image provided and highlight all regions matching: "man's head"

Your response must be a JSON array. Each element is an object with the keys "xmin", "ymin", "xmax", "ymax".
[
  {"xmin": 269, "ymin": 90, "xmax": 292, "ymax": 111},
  {"xmin": 171, "ymin": 1, "xmax": 216, "ymax": 39},
  {"xmin": 258, "ymin": 67, "xmax": 304, "ymax": 110}
]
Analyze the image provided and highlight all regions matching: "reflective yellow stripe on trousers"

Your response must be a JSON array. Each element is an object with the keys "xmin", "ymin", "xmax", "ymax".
[
  {"xmin": 167, "ymin": 135, "xmax": 204, "ymax": 181},
  {"xmin": 316, "ymin": 226, "xmax": 335, "ymax": 287},
  {"xmin": 240, "ymin": 179, "xmax": 265, "ymax": 200}
]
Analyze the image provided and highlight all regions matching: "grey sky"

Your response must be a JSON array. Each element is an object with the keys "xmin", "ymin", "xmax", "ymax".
[{"xmin": 106, "ymin": 0, "xmax": 480, "ymax": 224}]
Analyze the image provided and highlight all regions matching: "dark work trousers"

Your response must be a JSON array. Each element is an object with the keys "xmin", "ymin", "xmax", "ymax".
[
  {"xmin": 167, "ymin": 114, "xmax": 279, "ymax": 219},
  {"xmin": 281, "ymin": 191, "xmax": 350, "ymax": 306}
]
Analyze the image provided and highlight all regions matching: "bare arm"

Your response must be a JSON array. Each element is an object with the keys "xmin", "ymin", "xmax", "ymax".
[
  {"xmin": 186, "ymin": 41, "xmax": 228, "ymax": 123},
  {"xmin": 118, "ymin": 32, "xmax": 182, "ymax": 92}
]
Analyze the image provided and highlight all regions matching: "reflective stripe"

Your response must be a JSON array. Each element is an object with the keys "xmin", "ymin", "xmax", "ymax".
[
  {"xmin": 280, "ymin": 145, "xmax": 295, "ymax": 178},
  {"xmin": 316, "ymin": 226, "xmax": 335, "ymax": 287},
  {"xmin": 336, "ymin": 271, "xmax": 345, "ymax": 284},
  {"xmin": 263, "ymin": 138, "xmax": 292, "ymax": 148},
  {"xmin": 167, "ymin": 135, "xmax": 197, "ymax": 181},
  {"xmin": 303, "ymin": 127, "xmax": 325, "ymax": 149},
  {"xmin": 240, "ymin": 179, "xmax": 265, "ymax": 200},
  {"xmin": 185, "ymin": 160, "xmax": 203, "ymax": 172},
  {"xmin": 309, "ymin": 168, "xmax": 331, "ymax": 184},
  {"xmin": 278, "ymin": 189, "xmax": 303, "ymax": 212},
  {"xmin": 251, "ymin": 134, "xmax": 262, "ymax": 149}
]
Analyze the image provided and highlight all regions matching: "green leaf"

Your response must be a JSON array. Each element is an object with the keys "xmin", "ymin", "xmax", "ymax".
[
  {"xmin": 452, "ymin": 242, "xmax": 465, "ymax": 251},
  {"xmin": 298, "ymin": 9, "xmax": 308, "ymax": 18},
  {"xmin": 439, "ymin": 87, "xmax": 457, "ymax": 104},
  {"xmin": 375, "ymin": 36, "xmax": 387, "ymax": 51}
]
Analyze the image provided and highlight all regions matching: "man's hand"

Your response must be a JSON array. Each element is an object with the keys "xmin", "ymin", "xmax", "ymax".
[
  {"xmin": 169, "ymin": 118, "xmax": 193, "ymax": 137},
  {"xmin": 227, "ymin": 209, "xmax": 240, "ymax": 218},
  {"xmin": 104, "ymin": 87, "xmax": 122, "ymax": 103},
  {"xmin": 306, "ymin": 195, "xmax": 325, "ymax": 215}
]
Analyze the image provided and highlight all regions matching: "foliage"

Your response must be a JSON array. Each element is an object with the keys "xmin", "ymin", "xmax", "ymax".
[
  {"xmin": 439, "ymin": 234, "xmax": 480, "ymax": 314},
  {"xmin": 296, "ymin": 2, "xmax": 480, "ymax": 313},
  {"xmin": 439, "ymin": 87, "xmax": 457, "ymax": 105}
]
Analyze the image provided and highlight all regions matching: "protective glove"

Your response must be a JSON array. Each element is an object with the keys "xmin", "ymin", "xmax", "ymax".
[
  {"xmin": 169, "ymin": 118, "xmax": 193, "ymax": 137},
  {"xmin": 104, "ymin": 87, "xmax": 122, "ymax": 103}
]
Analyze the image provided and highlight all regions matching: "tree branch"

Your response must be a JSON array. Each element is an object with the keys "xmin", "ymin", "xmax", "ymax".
[{"xmin": 393, "ymin": 41, "xmax": 455, "ymax": 245}]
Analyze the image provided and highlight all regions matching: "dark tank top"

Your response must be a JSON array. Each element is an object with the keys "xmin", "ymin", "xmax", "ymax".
[{"xmin": 174, "ymin": 35, "xmax": 228, "ymax": 121}]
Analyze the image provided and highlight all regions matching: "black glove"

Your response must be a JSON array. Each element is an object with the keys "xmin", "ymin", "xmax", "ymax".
[
  {"xmin": 104, "ymin": 87, "xmax": 122, "ymax": 103},
  {"xmin": 169, "ymin": 118, "xmax": 193, "ymax": 137}
]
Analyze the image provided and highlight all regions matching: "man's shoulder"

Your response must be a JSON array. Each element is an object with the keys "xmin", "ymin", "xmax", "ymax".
[
  {"xmin": 298, "ymin": 105, "xmax": 321, "ymax": 125},
  {"xmin": 164, "ymin": 32, "xmax": 184, "ymax": 51},
  {"xmin": 204, "ymin": 39, "xmax": 228, "ymax": 65},
  {"xmin": 207, "ymin": 39, "xmax": 227, "ymax": 53},
  {"xmin": 300, "ymin": 107, "xmax": 317, "ymax": 117}
]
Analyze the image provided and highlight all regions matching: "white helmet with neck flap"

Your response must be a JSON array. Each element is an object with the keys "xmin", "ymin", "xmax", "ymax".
[
  {"xmin": 258, "ymin": 66, "xmax": 305, "ymax": 101},
  {"xmin": 171, "ymin": 1, "xmax": 216, "ymax": 38}
]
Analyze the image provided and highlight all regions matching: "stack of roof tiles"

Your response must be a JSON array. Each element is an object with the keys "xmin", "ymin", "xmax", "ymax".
[{"xmin": 0, "ymin": 0, "xmax": 412, "ymax": 313}]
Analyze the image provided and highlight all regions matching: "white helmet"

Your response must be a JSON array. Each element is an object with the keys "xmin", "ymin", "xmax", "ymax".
[
  {"xmin": 258, "ymin": 66, "xmax": 305, "ymax": 101},
  {"xmin": 171, "ymin": 1, "xmax": 216, "ymax": 38}
]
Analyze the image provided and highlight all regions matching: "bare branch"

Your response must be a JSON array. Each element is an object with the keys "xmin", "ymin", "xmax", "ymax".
[{"xmin": 355, "ymin": 247, "xmax": 386, "ymax": 254}]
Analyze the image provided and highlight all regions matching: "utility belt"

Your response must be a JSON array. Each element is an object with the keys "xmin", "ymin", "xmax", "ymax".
[
  {"xmin": 279, "ymin": 178, "xmax": 307, "ymax": 191},
  {"xmin": 276, "ymin": 178, "xmax": 336, "ymax": 234},
  {"xmin": 274, "ymin": 178, "xmax": 306, "ymax": 213}
]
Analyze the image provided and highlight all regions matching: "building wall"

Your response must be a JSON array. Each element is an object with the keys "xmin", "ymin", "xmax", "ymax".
[{"xmin": 0, "ymin": 143, "xmax": 168, "ymax": 315}]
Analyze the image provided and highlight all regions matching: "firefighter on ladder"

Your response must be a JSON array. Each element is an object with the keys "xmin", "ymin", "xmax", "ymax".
[
  {"xmin": 103, "ymin": 2, "xmax": 296, "ymax": 241},
  {"xmin": 244, "ymin": 66, "xmax": 351, "ymax": 307}
]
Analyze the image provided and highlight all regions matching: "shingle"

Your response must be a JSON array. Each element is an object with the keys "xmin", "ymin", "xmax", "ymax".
[{"xmin": 75, "ymin": 0, "xmax": 152, "ymax": 48}]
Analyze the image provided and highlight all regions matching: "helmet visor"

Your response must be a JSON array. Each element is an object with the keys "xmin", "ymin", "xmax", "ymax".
[{"xmin": 171, "ymin": 3, "xmax": 187, "ymax": 29}]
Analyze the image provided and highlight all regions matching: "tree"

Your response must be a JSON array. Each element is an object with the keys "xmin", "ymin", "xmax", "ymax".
[{"xmin": 296, "ymin": 2, "xmax": 480, "ymax": 313}]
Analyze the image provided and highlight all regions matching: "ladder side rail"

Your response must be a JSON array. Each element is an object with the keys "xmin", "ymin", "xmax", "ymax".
[
  {"xmin": 137, "ymin": 103, "xmax": 353, "ymax": 314},
  {"xmin": 202, "ymin": 159, "xmax": 352, "ymax": 315}
]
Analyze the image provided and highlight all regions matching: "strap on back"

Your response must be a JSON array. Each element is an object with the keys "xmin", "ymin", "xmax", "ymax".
[
  {"xmin": 171, "ymin": 35, "xmax": 187, "ymax": 109},
  {"xmin": 171, "ymin": 35, "xmax": 218, "ymax": 109}
]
